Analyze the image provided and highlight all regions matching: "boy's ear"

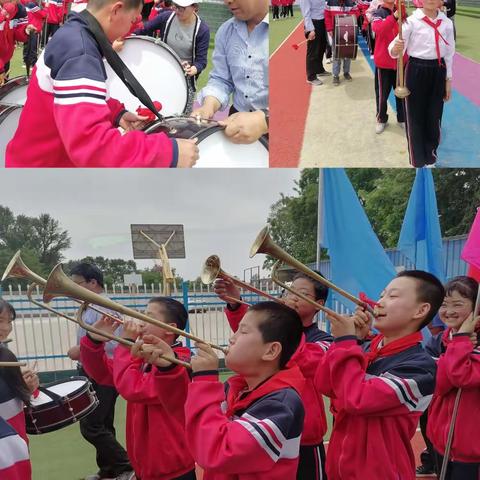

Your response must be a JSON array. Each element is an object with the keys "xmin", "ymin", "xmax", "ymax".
[
  {"xmin": 262, "ymin": 341, "xmax": 282, "ymax": 363},
  {"xmin": 413, "ymin": 302, "xmax": 431, "ymax": 322}
]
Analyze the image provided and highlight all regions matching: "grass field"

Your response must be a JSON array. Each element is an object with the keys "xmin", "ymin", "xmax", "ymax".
[{"xmin": 270, "ymin": 6, "xmax": 480, "ymax": 62}]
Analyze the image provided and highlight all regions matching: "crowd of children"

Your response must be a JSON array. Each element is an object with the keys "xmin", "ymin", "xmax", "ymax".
[
  {"xmin": 1, "ymin": 265, "xmax": 479, "ymax": 479},
  {"xmin": 271, "ymin": 0, "xmax": 295, "ymax": 20}
]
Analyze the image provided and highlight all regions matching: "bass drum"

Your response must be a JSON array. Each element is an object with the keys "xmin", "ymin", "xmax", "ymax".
[
  {"xmin": 105, "ymin": 36, "xmax": 193, "ymax": 117},
  {"xmin": 0, "ymin": 76, "xmax": 29, "ymax": 105},
  {"xmin": 334, "ymin": 15, "xmax": 358, "ymax": 59},
  {"xmin": 144, "ymin": 116, "xmax": 269, "ymax": 168},
  {"xmin": 0, "ymin": 104, "xmax": 23, "ymax": 166}
]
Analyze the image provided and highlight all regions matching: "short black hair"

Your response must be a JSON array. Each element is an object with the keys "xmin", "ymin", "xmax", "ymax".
[
  {"xmin": 292, "ymin": 270, "xmax": 329, "ymax": 302},
  {"xmin": 88, "ymin": 0, "xmax": 143, "ymax": 12},
  {"xmin": 248, "ymin": 301, "xmax": 303, "ymax": 369},
  {"xmin": 70, "ymin": 263, "xmax": 104, "ymax": 289},
  {"xmin": 0, "ymin": 347, "xmax": 31, "ymax": 406},
  {"xmin": 0, "ymin": 299, "xmax": 16, "ymax": 321},
  {"xmin": 148, "ymin": 297, "xmax": 188, "ymax": 338},
  {"xmin": 164, "ymin": 0, "xmax": 172, "ymax": 6},
  {"xmin": 444, "ymin": 276, "xmax": 479, "ymax": 305},
  {"xmin": 396, "ymin": 270, "xmax": 445, "ymax": 329}
]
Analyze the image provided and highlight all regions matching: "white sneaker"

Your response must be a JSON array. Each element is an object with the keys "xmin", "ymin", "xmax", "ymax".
[
  {"xmin": 326, "ymin": 58, "xmax": 332, "ymax": 64},
  {"xmin": 307, "ymin": 78, "xmax": 323, "ymax": 86},
  {"xmin": 376, "ymin": 122, "xmax": 387, "ymax": 134},
  {"xmin": 398, "ymin": 122, "xmax": 405, "ymax": 129}
]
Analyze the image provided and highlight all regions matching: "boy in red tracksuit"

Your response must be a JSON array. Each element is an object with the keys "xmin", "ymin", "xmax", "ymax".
[
  {"xmin": 0, "ymin": 418, "xmax": 31, "ymax": 480},
  {"xmin": 43, "ymin": 0, "xmax": 66, "ymax": 43},
  {"xmin": 371, "ymin": 0, "xmax": 406, "ymax": 134},
  {"xmin": 185, "ymin": 301, "xmax": 305, "ymax": 480},
  {"xmin": 214, "ymin": 272, "xmax": 333, "ymax": 480},
  {"xmin": 427, "ymin": 276, "xmax": 480, "ymax": 480},
  {"xmin": 6, "ymin": 0, "xmax": 198, "ymax": 167},
  {"xmin": 0, "ymin": 1, "xmax": 34, "ymax": 84},
  {"xmin": 315, "ymin": 270, "xmax": 443, "ymax": 480},
  {"xmin": 325, "ymin": 0, "xmax": 358, "ymax": 85},
  {"xmin": 80, "ymin": 297, "xmax": 196, "ymax": 480},
  {"xmin": 23, "ymin": 2, "xmax": 47, "ymax": 76}
]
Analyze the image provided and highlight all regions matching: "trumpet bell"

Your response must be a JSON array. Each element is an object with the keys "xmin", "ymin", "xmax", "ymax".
[
  {"xmin": 394, "ymin": 86, "xmax": 410, "ymax": 99},
  {"xmin": 42, "ymin": 264, "xmax": 74, "ymax": 303},
  {"xmin": 201, "ymin": 255, "xmax": 221, "ymax": 284},
  {"xmin": 249, "ymin": 226, "xmax": 270, "ymax": 257},
  {"xmin": 2, "ymin": 250, "xmax": 46, "ymax": 286}
]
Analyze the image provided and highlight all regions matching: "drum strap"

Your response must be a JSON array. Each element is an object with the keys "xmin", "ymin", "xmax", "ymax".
[{"xmin": 79, "ymin": 9, "xmax": 163, "ymax": 121}]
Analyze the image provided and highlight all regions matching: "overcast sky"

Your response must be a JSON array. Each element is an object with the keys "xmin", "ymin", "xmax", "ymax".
[{"xmin": 0, "ymin": 169, "xmax": 302, "ymax": 280}]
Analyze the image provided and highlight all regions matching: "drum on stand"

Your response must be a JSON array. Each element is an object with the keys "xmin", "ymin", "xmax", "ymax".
[
  {"xmin": 25, "ymin": 376, "xmax": 99, "ymax": 434},
  {"xmin": 0, "ymin": 76, "xmax": 29, "ymax": 105},
  {"xmin": 143, "ymin": 116, "xmax": 269, "ymax": 168},
  {"xmin": 334, "ymin": 15, "xmax": 358, "ymax": 59},
  {"xmin": 105, "ymin": 36, "xmax": 193, "ymax": 117}
]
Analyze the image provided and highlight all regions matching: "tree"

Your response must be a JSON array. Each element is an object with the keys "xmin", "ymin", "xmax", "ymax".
[{"xmin": 63, "ymin": 257, "xmax": 137, "ymax": 284}]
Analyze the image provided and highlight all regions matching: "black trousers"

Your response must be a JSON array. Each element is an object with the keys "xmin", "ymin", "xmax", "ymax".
[
  {"xmin": 142, "ymin": 2, "xmax": 154, "ymax": 21},
  {"xmin": 78, "ymin": 366, "xmax": 132, "ymax": 478},
  {"xmin": 434, "ymin": 450, "xmax": 480, "ymax": 480},
  {"xmin": 404, "ymin": 57, "xmax": 446, "ymax": 167},
  {"xmin": 297, "ymin": 442, "xmax": 327, "ymax": 480},
  {"xmin": 305, "ymin": 19, "xmax": 327, "ymax": 81},
  {"xmin": 287, "ymin": 4, "xmax": 294, "ymax": 16},
  {"xmin": 418, "ymin": 409, "xmax": 436, "ymax": 471},
  {"xmin": 374, "ymin": 67, "xmax": 405, "ymax": 124},
  {"xmin": 273, "ymin": 5, "xmax": 280, "ymax": 19},
  {"xmin": 23, "ymin": 33, "xmax": 39, "ymax": 73}
]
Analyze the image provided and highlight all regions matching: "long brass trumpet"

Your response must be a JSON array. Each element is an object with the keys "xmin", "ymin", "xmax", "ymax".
[
  {"xmin": 394, "ymin": 0, "xmax": 410, "ymax": 99},
  {"xmin": 201, "ymin": 254, "xmax": 278, "ymax": 306},
  {"xmin": 250, "ymin": 227, "xmax": 374, "ymax": 314},
  {"xmin": 43, "ymin": 264, "xmax": 228, "ymax": 354},
  {"xmin": 0, "ymin": 362, "xmax": 27, "ymax": 367}
]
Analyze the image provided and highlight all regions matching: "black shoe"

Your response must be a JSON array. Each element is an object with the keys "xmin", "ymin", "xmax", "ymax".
[{"xmin": 416, "ymin": 464, "xmax": 435, "ymax": 476}]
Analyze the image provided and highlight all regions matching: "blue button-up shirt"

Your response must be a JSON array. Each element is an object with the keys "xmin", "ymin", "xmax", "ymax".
[
  {"xmin": 197, "ymin": 15, "xmax": 268, "ymax": 112},
  {"xmin": 300, "ymin": 0, "xmax": 326, "ymax": 32}
]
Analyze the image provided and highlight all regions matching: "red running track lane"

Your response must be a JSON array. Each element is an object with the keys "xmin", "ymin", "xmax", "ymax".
[{"xmin": 270, "ymin": 22, "xmax": 311, "ymax": 167}]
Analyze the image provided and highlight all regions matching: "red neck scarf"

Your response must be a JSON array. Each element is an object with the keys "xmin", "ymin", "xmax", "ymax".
[
  {"xmin": 421, "ymin": 15, "xmax": 449, "ymax": 66},
  {"xmin": 226, "ymin": 365, "xmax": 305, "ymax": 419},
  {"xmin": 365, "ymin": 331, "xmax": 423, "ymax": 365}
]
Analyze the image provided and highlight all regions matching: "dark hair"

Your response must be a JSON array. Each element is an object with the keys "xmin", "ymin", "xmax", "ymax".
[
  {"xmin": 444, "ymin": 276, "xmax": 479, "ymax": 305},
  {"xmin": 292, "ymin": 270, "xmax": 329, "ymax": 302},
  {"xmin": 70, "ymin": 263, "xmax": 104, "ymax": 289},
  {"xmin": 88, "ymin": 0, "xmax": 143, "ymax": 12},
  {"xmin": 248, "ymin": 301, "xmax": 303, "ymax": 369},
  {"xmin": 148, "ymin": 297, "xmax": 188, "ymax": 338},
  {"xmin": 0, "ymin": 348, "xmax": 31, "ymax": 406},
  {"xmin": 396, "ymin": 270, "xmax": 445, "ymax": 328},
  {"xmin": 0, "ymin": 299, "xmax": 16, "ymax": 321},
  {"xmin": 164, "ymin": 0, "xmax": 172, "ymax": 6}
]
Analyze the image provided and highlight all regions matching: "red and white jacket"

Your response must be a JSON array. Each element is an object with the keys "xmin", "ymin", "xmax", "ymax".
[
  {"xmin": 6, "ymin": 12, "xmax": 178, "ymax": 167},
  {"xmin": 185, "ymin": 366, "xmax": 305, "ymax": 480},
  {"xmin": 0, "ymin": 3, "xmax": 28, "ymax": 74},
  {"xmin": 44, "ymin": 0, "xmax": 66, "ymax": 24},
  {"xmin": 0, "ymin": 377, "xmax": 28, "ymax": 444},
  {"xmin": 427, "ymin": 334, "xmax": 480, "ymax": 463},
  {"xmin": 80, "ymin": 335, "xmax": 195, "ymax": 480},
  {"xmin": 25, "ymin": 2, "xmax": 47, "ymax": 32},
  {"xmin": 225, "ymin": 303, "xmax": 332, "ymax": 446},
  {"xmin": 315, "ymin": 336, "xmax": 436, "ymax": 480},
  {"xmin": 0, "ymin": 417, "xmax": 31, "ymax": 480},
  {"xmin": 325, "ymin": 0, "xmax": 359, "ymax": 32}
]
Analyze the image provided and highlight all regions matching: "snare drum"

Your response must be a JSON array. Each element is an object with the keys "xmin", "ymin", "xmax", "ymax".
[
  {"xmin": 0, "ymin": 76, "xmax": 29, "ymax": 105},
  {"xmin": 105, "ymin": 36, "xmax": 193, "ymax": 117},
  {"xmin": 334, "ymin": 15, "xmax": 358, "ymax": 59},
  {"xmin": 0, "ymin": 104, "xmax": 23, "ymax": 166},
  {"xmin": 144, "ymin": 116, "xmax": 269, "ymax": 168},
  {"xmin": 25, "ymin": 376, "xmax": 98, "ymax": 434}
]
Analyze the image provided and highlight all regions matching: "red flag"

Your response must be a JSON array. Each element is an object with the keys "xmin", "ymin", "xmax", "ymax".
[{"xmin": 461, "ymin": 208, "xmax": 480, "ymax": 281}]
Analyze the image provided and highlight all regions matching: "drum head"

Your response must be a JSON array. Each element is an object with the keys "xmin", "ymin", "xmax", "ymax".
[
  {"xmin": 105, "ymin": 37, "xmax": 190, "ymax": 116},
  {"xmin": 0, "ymin": 104, "xmax": 22, "ymax": 167},
  {"xmin": 0, "ymin": 76, "xmax": 29, "ymax": 105},
  {"xmin": 48, "ymin": 379, "xmax": 88, "ymax": 397}
]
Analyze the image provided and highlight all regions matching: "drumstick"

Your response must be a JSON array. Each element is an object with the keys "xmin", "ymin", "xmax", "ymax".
[
  {"xmin": 291, "ymin": 39, "xmax": 309, "ymax": 50},
  {"xmin": 0, "ymin": 361, "xmax": 27, "ymax": 367}
]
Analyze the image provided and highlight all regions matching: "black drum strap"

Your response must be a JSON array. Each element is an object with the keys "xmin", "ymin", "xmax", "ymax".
[{"xmin": 79, "ymin": 9, "xmax": 163, "ymax": 121}]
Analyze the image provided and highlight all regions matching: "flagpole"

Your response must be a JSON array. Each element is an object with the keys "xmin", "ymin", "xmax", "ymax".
[{"xmin": 316, "ymin": 168, "xmax": 323, "ymax": 271}]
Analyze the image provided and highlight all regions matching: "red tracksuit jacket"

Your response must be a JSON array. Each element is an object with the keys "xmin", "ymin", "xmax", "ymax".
[
  {"xmin": 44, "ymin": 0, "xmax": 66, "ymax": 24},
  {"xmin": 225, "ymin": 303, "xmax": 332, "ymax": 447},
  {"xmin": 25, "ymin": 3, "xmax": 47, "ymax": 32},
  {"xmin": 315, "ymin": 336, "xmax": 436, "ymax": 480},
  {"xmin": 427, "ymin": 333, "xmax": 480, "ymax": 463},
  {"xmin": 325, "ymin": 0, "xmax": 359, "ymax": 32},
  {"xmin": 0, "ymin": 417, "xmax": 31, "ymax": 480},
  {"xmin": 0, "ymin": 377, "xmax": 28, "ymax": 445},
  {"xmin": 80, "ymin": 336, "xmax": 195, "ymax": 480},
  {"xmin": 6, "ymin": 12, "xmax": 178, "ymax": 167},
  {"xmin": 185, "ymin": 366, "xmax": 305, "ymax": 480},
  {"xmin": 0, "ymin": 3, "xmax": 28, "ymax": 73}
]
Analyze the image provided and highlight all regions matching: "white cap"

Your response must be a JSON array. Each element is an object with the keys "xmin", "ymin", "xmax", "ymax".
[{"xmin": 174, "ymin": 0, "xmax": 201, "ymax": 6}]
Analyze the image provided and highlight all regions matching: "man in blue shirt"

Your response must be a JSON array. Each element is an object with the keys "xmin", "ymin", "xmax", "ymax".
[{"xmin": 193, "ymin": 0, "xmax": 268, "ymax": 144}]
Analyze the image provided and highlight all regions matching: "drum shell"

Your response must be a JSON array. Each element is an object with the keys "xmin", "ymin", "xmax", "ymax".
[
  {"xmin": 0, "ymin": 76, "xmax": 29, "ymax": 105},
  {"xmin": 334, "ymin": 15, "xmax": 358, "ymax": 59}
]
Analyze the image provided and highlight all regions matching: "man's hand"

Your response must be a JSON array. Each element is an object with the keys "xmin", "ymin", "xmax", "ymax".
[
  {"xmin": 22, "ymin": 368, "xmax": 39, "ymax": 393},
  {"xmin": 88, "ymin": 315, "xmax": 121, "ymax": 342},
  {"xmin": 458, "ymin": 313, "xmax": 480, "ymax": 335},
  {"xmin": 444, "ymin": 79, "xmax": 452, "ymax": 102},
  {"xmin": 307, "ymin": 30, "xmax": 316, "ymax": 41},
  {"xmin": 119, "ymin": 111, "xmax": 149, "ymax": 132},
  {"xmin": 0, "ymin": 72, "xmax": 5, "ymax": 87},
  {"xmin": 219, "ymin": 111, "xmax": 268, "ymax": 145},
  {"xmin": 191, "ymin": 342, "xmax": 219, "ymax": 373},
  {"xmin": 213, "ymin": 278, "xmax": 241, "ymax": 306},
  {"xmin": 67, "ymin": 345, "xmax": 80, "ymax": 361},
  {"xmin": 176, "ymin": 138, "xmax": 199, "ymax": 167},
  {"xmin": 112, "ymin": 39, "xmax": 125, "ymax": 52},
  {"xmin": 121, "ymin": 318, "xmax": 145, "ymax": 340},
  {"xmin": 132, "ymin": 334, "xmax": 175, "ymax": 368},
  {"xmin": 191, "ymin": 105, "xmax": 216, "ymax": 121},
  {"xmin": 391, "ymin": 38, "xmax": 404, "ymax": 57},
  {"xmin": 182, "ymin": 61, "xmax": 198, "ymax": 77}
]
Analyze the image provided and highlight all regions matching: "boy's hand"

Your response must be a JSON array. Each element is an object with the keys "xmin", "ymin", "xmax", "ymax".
[
  {"xmin": 121, "ymin": 318, "xmax": 144, "ymax": 340},
  {"xmin": 134, "ymin": 334, "xmax": 175, "ymax": 368},
  {"xmin": 213, "ymin": 278, "xmax": 241, "ymax": 306},
  {"xmin": 22, "ymin": 368, "xmax": 39, "ymax": 393},
  {"xmin": 391, "ymin": 38, "xmax": 404, "ymax": 57},
  {"xmin": 352, "ymin": 307, "xmax": 373, "ymax": 339},
  {"xmin": 112, "ymin": 39, "xmax": 125, "ymax": 52},
  {"xmin": 218, "ymin": 111, "xmax": 268, "ymax": 144},
  {"xmin": 176, "ymin": 138, "xmax": 199, "ymax": 168},
  {"xmin": 326, "ymin": 311, "xmax": 356, "ymax": 338},
  {"xmin": 191, "ymin": 342, "xmax": 219, "ymax": 373},
  {"xmin": 444, "ymin": 79, "xmax": 452, "ymax": 102},
  {"xmin": 88, "ymin": 315, "xmax": 121, "ymax": 342},
  {"xmin": 119, "ymin": 111, "xmax": 149, "ymax": 131},
  {"xmin": 458, "ymin": 313, "xmax": 480, "ymax": 335}
]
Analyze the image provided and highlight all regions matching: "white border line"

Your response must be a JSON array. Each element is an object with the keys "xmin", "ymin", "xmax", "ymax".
[{"xmin": 270, "ymin": 19, "xmax": 304, "ymax": 59}]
